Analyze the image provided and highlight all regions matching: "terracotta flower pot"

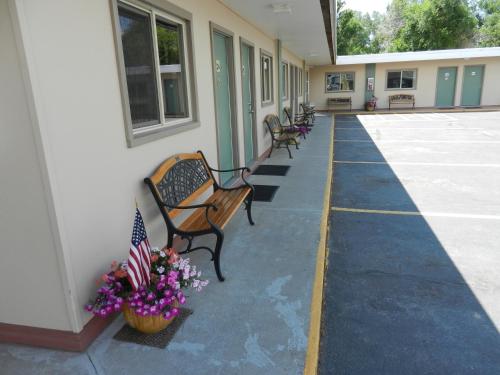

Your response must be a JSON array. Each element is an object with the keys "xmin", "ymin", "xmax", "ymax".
[{"xmin": 122, "ymin": 303, "xmax": 177, "ymax": 334}]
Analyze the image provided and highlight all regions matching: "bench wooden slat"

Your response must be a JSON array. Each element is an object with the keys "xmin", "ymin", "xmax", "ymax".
[{"xmin": 178, "ymin": 187, "xmax": 251, "ymax": 232}]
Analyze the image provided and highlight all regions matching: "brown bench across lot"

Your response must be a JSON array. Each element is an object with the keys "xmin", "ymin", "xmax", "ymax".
[
  {"xmin": 327, "ymin": 97, "xmax": 352, "ymax": 112},
  {"xmin": 389, "ymin": 94, "xmax": 415, "ymax": 110},
  {"xmin": 144, "ymin": 151, "xmax": 254, "ymax": 281}
]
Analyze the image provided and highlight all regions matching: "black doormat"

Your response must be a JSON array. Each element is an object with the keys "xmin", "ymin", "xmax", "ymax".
[
  {"xmin": 253, "ymin": 185, "xmax": 279, "ymax": 202},
  {"xmin": 253, "ymin": 164, "xmax": 290, "ymax": 176},
  {"xmin": 113, "ymin": 308, "xmax": 192, "ymax": 349}
]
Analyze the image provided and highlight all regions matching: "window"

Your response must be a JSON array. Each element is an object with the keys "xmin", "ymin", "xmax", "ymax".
[
  {"xmin": 261, "ymin": 51, "xmax": 274, "ymax": 105},
  {"xmin": 281, "ymin": 62, "xmax": 289, "ymax": 100},
  {"xmin": 325, "ymin": 72, "xmax": 355, "ymax": 92},
  {"xmin": 113, "ymin": 0, "xmax": 196, "ymax": 146},
  {"xmin": 386, "ymin": 69, "xmax": 417, "ymax": 89},
  {"xmin": 298, "ymin": 68, "xmax": 303, "ymax": 96}
]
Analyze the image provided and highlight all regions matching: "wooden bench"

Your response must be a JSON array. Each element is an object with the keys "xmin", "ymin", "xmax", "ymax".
[
  {"xmin": 264, "ymin": 114, "xmax": 300, "ymax": 159},
  {"xmin": 283, "ymin": 107, "xmax": 312, "ymax": 139},
  {"xmin": 389, "ymin": 94, "xmax": 415, "ymax": 110},
  {"xmin": 327, "ymin": 97, "xmax": 352, "ymax": 112},
  {"xmin": 144, "ymin": 151, "xmax": 254, "ymax": 281},
  {"xmin": 300, "ymin": 102, "xmax": 316, "ymax": 123}
]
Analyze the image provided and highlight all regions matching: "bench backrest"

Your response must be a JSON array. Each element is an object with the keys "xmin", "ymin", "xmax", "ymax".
[
  {"xmin": 264, "ymin": 114, "xmax": 282, "ymax": 136},
  {"xmin": 389, "ymin": 94, "xmax": 414, "ymax": 102},
  {"xmin": 327, "ymin": 97, "xmax": 351, "ymax": 104},
  {"xmin": 283, "ymin": 107, "xmax": 293, "ymax": 124},
  {"xmin": 145, "ymin": 152, "xmax": 215, "ymax": 219}
]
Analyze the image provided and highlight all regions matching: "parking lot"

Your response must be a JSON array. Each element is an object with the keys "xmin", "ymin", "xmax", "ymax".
[{"xmin": 320, "ymin": 111, "xmax": 500, "ymax": 374}]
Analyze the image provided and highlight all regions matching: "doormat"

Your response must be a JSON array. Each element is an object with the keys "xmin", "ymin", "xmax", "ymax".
[
  {"xmin": 253, "ymin": 165, "xmax": 290, "ymax": 176},
  {"xmin": 253, "ymin": 185, "xmax": 279, "ymax": 202},
  {"xmin": 113, "ymin": 308, "xmax": 193, "ymax": 349}
]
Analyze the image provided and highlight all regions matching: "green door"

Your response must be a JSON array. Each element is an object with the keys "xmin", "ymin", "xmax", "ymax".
[
  {"xmin": 435, "ymin": 67, "xmax": 457, "ymax": 108},
  {"xmin": 212, "ymin": 32, "xmax": 235, "ymax": 185},
  {"xmin": 461, "ymin": 65, "xmax": 484, "ymax": 107},
  {"xmin": 241, "ymin": 43, "xmax": 255, "ymax": 165}
]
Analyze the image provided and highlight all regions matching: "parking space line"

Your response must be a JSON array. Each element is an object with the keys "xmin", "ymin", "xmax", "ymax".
[
  {"xmin": 335, "ymin": 140, "xmax": 500, "ymax": 144},
  {"xmin": 332, "ymin": 207, "xmax": 500, "ymax": 220},
  {"xmin": 334, "ymin": 161, "xmax": 500, "ymax": 168},
  {"xmin": 334, "ymin": 127, "xmax": 484, "ymax": 130}
]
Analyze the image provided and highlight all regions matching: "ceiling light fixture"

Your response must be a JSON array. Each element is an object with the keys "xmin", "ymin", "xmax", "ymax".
[{"xmin": 271, "ymin": 3, "xmax": 292, "ymax": 14}]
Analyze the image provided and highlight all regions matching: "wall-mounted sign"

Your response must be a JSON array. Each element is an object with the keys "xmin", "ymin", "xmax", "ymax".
[{"xmin": 367, "ymin": 77, "xmax": 375, "ymax": 91}]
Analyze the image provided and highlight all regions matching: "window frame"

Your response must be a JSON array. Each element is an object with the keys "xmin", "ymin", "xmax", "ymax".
[
  {"xmin": 325, "ymin": 71, "xmax": 355, "ymax": 93},
  {"xmin": 298, "ymin": 68, "xmax": 303, "ymax": 96},
  {"xmin": 110, "ymin": 0, "xmax": 199, "ymax": 147},
  {"xmin": 385, "ymin": 69, "xmax": 417, "ymax": 90},
  {"xmin": 281, "ymin": 61, "xmax": 289, "ymax": 100},
  {"xmin": 260, "ymin": 49, "xmax": 274, "ymax": 107}
]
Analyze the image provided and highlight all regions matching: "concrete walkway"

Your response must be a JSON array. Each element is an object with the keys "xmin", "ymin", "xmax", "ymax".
[
  {"xmin": 319, "ymin": 112, "xmax": 500, "ymax": 374},
  {"xmin": 0, "ymin": 115, "xmax": 333, "ymax": 375}
]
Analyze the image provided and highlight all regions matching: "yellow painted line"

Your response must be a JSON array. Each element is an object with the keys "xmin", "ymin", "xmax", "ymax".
[
  {"xmin": 334, "ymin": 140, "xmax": 500, "ymax": 144},
  {"xmin": 334, "ymin": 160, "xmax": 500, "ymax": 168},
  {"xmin": 332, "ymin": 207, "xmax": 500, "ymax": 220},
  {"xmin": 304, "ymin": 116, "xmax": 335, "ymax": 375},
  {"xmin": 335, "ymin": 127, "xmax": 484, "ymax": 130}
]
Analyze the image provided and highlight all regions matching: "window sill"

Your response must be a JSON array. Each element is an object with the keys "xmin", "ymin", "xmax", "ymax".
[
  {"xmin": 325, "ymin": 90, "xmax": 354, "ymax": 94},
  {"xmin": 385, "ymin": 88, "xmax": 416, "ymax": 91},
  {"xmin": 127, "ymin": 120, "xmax": 200, "ymax": 148}
]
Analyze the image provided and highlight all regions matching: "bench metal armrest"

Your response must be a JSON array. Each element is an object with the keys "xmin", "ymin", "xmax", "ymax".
[
  {"xmin": 209, "ymin": 166, "xmax": 249, "ymax": 173},
  {"xmin": 162, "ymin": 202, "xmax": 218, "ymax": 212}
]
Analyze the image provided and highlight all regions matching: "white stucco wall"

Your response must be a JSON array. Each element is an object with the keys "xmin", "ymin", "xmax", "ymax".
[
  {"xmin": 0, "ymin": 0, "xmax": 72, "ymax": 330},
  {"xmin": 374, "ymin": 57, "xmax": 500, "ymax": 109},
  {"xmin": 7, "ymin": 0, "xmax": 305, "ymax": 332},
  {"xmin": 309, "ymin": 64, "xmax": 365, "ymax": 110},
  {"xmin": 310, "ymin": 57, "xmax": 500, "ymax": 111}
]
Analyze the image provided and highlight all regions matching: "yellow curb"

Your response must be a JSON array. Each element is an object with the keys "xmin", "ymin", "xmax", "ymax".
[{"xmin": 304, "ymin": 115, "xmax": 335, "ymax": 375}]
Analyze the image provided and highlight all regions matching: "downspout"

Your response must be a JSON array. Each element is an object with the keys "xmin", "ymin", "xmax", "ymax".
[{"xmin": 276, "ymin": 39, "xmax": 284, "ymax": 122}]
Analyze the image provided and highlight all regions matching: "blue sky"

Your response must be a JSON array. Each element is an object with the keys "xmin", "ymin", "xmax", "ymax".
[{"xmin": 344, "ymin": 0, "xmax": 392, "ymax": 13}]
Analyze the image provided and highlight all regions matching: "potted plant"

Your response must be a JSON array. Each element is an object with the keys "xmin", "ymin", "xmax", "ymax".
[
  {"xmin": 365, "ymin": 96, "xmax": 378, "ymax": 111},
  {"xmin": 85, "ymin": 247, "xmax": 208, "ymax": 334}
]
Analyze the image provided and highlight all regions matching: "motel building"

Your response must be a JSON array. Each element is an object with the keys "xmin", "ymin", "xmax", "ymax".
[{"xmin": 1, "ymin": 0, "xmax": 500, "ymax": 373}]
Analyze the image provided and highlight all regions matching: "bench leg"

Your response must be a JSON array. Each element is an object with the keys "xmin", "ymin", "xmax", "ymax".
[
  {"xmin": 167, "ymin": 231, "xmax": 174, "ymax": 249},
  {"xmin": 245, "ymin": 195, "xmax": 255, "ymax": 226},
  {"xmin": 284, "ymin": 142, "xmax": 293, "ymax": 159},
  {"xmin": 213, "ymin": 229, "xmax": 225, "ymax": 282},
  {"xmin": 268, "ymin": 143, "xmax": 274, "ymax": 158}
]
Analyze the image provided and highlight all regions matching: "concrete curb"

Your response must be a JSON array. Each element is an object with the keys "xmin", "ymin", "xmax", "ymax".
[{"xmin": 304, "ymin": 115, "xmax": 335, "ymax": 375}]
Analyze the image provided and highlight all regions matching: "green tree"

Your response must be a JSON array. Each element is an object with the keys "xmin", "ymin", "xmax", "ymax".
[
  {"xmin": 477, "ymin": 0, "xmax": 500, "ymax": 46},
  {"xmin": 390, "ymin": 0, "xmax": 477, "ymax": 51},
  {"xmin": 336, "ymin": 0, "xmax": 379, "ymax": 55}
]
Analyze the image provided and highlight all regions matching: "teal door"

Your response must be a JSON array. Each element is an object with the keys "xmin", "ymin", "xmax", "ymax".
[
  {"xmin": 241, "ymin": 43, "xmax": 255, "ymax": 165},
  {"xmin": 461, "ymin": 65, "xmax": 484, "ymax": 107},
  {"xmin": 212, "ymin": 32, "xmax": 235, "ymax": 185},
  {"xmin": 435, "ymin": 67, "xmax": 457, "ymax": 108}
]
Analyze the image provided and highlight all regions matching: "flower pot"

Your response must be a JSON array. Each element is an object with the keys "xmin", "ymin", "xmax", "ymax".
[
  {"xmin": 365, "ymin": 103, "xmax": 376, "ymax": 111},
  {"xmin": 122, "ymin": 303, "xmax": 177, "ymax": 334}
]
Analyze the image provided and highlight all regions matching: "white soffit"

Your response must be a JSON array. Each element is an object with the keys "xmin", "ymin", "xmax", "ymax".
[
  {"xmin": 336, "ymin": 47, "xmax": 500, "ymax": 65},
  {"xmin": 220, "ymin": 0, "xmax": 332, "ymax": 65}
]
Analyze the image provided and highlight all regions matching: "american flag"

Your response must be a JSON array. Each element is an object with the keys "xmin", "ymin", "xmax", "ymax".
[{"xmin": 127, "ymin": 208, "xmax": 152, "ymax": 291}]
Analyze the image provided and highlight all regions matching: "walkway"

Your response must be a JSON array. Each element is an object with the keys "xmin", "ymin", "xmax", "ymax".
[
  {"xmin": 319, "ymin": 112, "xmax": 500, "ymax": 374},
  {"xmin": 0, "ymin": 115, "xmax": 334, "ymax": 375}
]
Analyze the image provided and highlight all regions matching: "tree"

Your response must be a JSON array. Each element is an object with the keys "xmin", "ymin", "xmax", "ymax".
[
  {"xmin": 336, "ymin": 0, "xmax": 380, "ymax": 55},
  {"xmin": 390, "ymin": 0, "xmax": 477, "ymax": 51},
  {"xmin": 477, "ymin": 0, "xmax": 500, "ymax": 46}
]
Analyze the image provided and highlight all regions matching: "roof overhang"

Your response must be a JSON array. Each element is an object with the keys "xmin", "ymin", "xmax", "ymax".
[
  {"xmin": 336, "ymin": 47, "xmax": 500, "ymax": 65},
  {"xmin": 219, "ymin": 0, "xmax": 336, "ymax": 65}
]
